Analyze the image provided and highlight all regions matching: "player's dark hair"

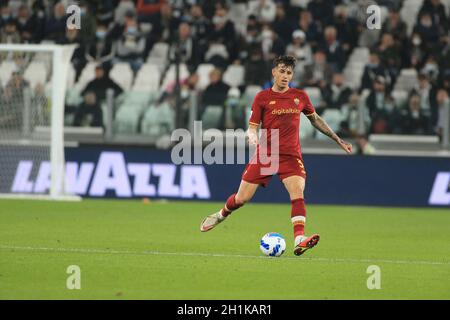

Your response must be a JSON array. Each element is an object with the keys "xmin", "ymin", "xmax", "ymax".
[{"xmin": 272, "ymin": 55, "xmax": 296, "ymax": 69}]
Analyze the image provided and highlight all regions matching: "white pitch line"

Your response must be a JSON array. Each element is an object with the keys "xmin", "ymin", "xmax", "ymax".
[{"xmin": 0, "ymin": 245, "xmax": 449, "ymax": 267}]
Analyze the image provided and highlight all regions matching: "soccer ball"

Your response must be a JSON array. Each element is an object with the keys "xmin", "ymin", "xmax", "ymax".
[{"xmin": 260, "ymin": 232, "xmax": 286, "ymax": 257}]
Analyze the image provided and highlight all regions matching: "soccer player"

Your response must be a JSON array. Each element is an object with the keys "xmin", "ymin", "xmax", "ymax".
[{"xmin": 200, "ymin": 55, "xmax": 353, "ymax": 256}]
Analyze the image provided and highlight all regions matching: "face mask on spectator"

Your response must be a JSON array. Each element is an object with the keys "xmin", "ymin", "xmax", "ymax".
[
  {"xmin": 262, "ymin": 30, "xmax": 272, "ymax": 39},
  {"xmin": 412, "ymin": 37, "xmax": 421, "ymax": 46},
  {"xmin": 80, "ymin": 7, "xmax": 87, "ymax": 16},
  {"xmin": 96, "ymin": 30, "xmax": 107, "ymax": 39},
  {"xmin": 126, "ymin": 26, "xmax": 137, "ymax": 34},
  {"xmin": 212, "ymin": 16, "xmax": 227, "ymax": 25},
  {"xmin": 181, "ymin": 89, "xmax": 189, "ymax": 99},
  {"xmin": 228, "ymin": 97, "xmax": 239, "ymax": 106},
  {"xmin": 423, "ymin": 63, "xmax": 439, "ymax": 77},
  {"xmin": 2, "ymin": 14, "xmax": 10, "ymax": 20}
]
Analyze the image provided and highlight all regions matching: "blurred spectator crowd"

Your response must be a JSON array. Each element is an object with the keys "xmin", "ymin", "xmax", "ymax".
[{"xmin": 0, "ymin": 0, "xmax": 450, "ymax": 142}]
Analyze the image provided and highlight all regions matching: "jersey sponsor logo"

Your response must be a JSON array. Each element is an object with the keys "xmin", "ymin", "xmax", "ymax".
[
  {"xmin": 429, "ymin": 172, "xmax": 450, "ymax": 205},
  {"xmin": 271, "ymin": 108, "xmax": 301, "ymax": 115},
  {"xmin": 10, "ymin": 152, "xmax": 211, "ymax": 199}
]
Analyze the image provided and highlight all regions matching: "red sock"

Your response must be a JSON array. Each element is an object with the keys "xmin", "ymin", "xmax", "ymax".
[
  {"xmin": 291, "ymin": 198, "xmax": 306, "ymax": 238},
  {"xmin": 221, "ymin": 193, "xmax": 243, "ymax": 217}
]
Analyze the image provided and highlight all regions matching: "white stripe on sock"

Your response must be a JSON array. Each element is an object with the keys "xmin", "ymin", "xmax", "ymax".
[{"xmin": 291, "ymin": 216, "xmax": 306, "ymax": 223}]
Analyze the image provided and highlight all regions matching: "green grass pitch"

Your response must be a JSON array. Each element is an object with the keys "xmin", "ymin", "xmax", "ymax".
[{"xmin": 0, "ymin": 199, "xmax": 449, "ymax": 300}]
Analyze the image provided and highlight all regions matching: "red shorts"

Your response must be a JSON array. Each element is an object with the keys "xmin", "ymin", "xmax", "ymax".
[{"xmin": 242, "ymin": 154, "xmax": 306, "ymax": 187}]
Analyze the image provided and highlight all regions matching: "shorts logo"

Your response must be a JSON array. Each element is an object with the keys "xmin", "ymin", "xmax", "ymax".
[
  {"xmin": 297, "ymin": 159, "xmax": 306, "ymax": 175},
  {"xmin": 294, "ymin": 98, "xmax": 300, "ymax": 105}
]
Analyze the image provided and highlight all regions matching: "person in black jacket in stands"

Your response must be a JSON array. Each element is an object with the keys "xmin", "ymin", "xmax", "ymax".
[
  {"xmin": 82, "ymin": 64, "xmax": 123, "ymax": 103},
  {"xmin": 198, "ymin": 68, "xmax": 230, "ymax": 129},
  {"xmin": 73, "ymin": 91, "xmax": 103, "ymax": 128}
]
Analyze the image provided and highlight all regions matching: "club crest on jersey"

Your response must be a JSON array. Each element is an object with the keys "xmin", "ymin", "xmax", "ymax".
[
  {"xmin": 294, "ymin": 98, "xmax": 300, "ymax": 105},
  {"xmin": 269, "ymin": 101, "xmax": 276, "ymax": 105}
]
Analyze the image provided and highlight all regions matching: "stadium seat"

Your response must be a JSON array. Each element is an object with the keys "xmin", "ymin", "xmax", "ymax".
[
  {"xmin": 141, "ymin": 103, "xmax": 175, "ymax": 136},
  {"xmin": 24, "ymin": 61, "xmax": 47, "ymax": 90},
  {"xmin": 300, "ymin": 113, "xmax": 315, "ymax": 139},
  {"xmin": 160, "ymin": 63, "xmax": 189, "ymax": 91},
  {"xmin": 379, "ymin": 6, "xmax": 389, "ymax": 25},
  {"xmin": 121, "ymin": 90, "xmax": 156, "ymax": 112},
  {"xmin": 0, "ymin": 60, "xmax": 17, "ymax": 87},
  {"xmin": 196, "ymin": 64, "xmax": 215, "ymax": 90},
  {"xmin": 244, "ymin": 85, "xmax": 262, "ymax": 105},
  {"xmin": 443, "ymin": 0, "xmax": 450, "ymax": 15},
  {"xmin": 114, "ymin": 105, "xmax": 142, "ymax": 134},
  {"xmin": 110, "ymin": 63, "xmax": 134, "ymax": 91},
  {"xmin": 320, "ymin": 109, "xmax": 343, "ymax": 138},
  {"xmin": 391, "ymin": 90, "xmax": 409, "ymax": 108},
  {"xmin": 394, "ymin": 69, "xmax": 418, "ymax": 92},
  {"xmin": 133, "ymin": 63, "xmax": 161, "ymax": 91},
  {"xmin": 149, "ymin": 42, "xmax": 169, "ymax": 58},
  {"xmin": 343, "ymin": 68, "xmax": 364, "ymax": 91},
  {"xmin": 65, "ymin": 87, "xmax": 83, "ymax": 107},
  {"xmin": 347, "ymin": 62, "xmax": 366, "ymax": 71},
  {"xmin": 139, "ymin": 22, "xmax": 153, "ymax": 34},
  {"xmin": 32, "ymin": 48, "xmax": 54, "ymax": 70},
  {"xmin": 229, "ymin": 2, "xmax": 247, "ymax": 35},
  {"xmin": 303, "ymin": 87, "xmax": 322, "ymax": 107},
  {"xmin": 201, "ymin": 105, "xmax": 223, "ymax": 130},
  {"xmin": 223, "ymin": 65, "xmax": 245, "ymax": 87},
  {"xmin": 100, "ymin": 101, "xmax": 109, "ymax": 129},
  {"xmin": 290, "ymin": 0, "xmax": 311, "ymax": 8},
  {"xmin": 132, "ymin": 81, "xmax": 157, "ymax": 92},
  {"xmin": 245, "ymin": 106, "xmax": 252, "ymax": 124},
  {"xmin": 205, "ymin": 44, "xmax": 229, "ymax": 62},
  {"xmin": 66, "ymin": 64, "xmax": 76, "ymax": 88},
  {"xmin": 351, "ymin": 47, "xmax": 370, "ymax": 60},
  {"xmin": 147, "ymin": 42, "xmax": 170, "ymax": 70},
  {"xmin": 400, "ymin": 0, "xmax": 424, "ymax": 35},
  {"xmin": 243, "ymin": 85, "xmax": 262, "ymax": 119},
  {"xmin": 358, "ymin": 28, "xmax": 381, "ymax": 48}
]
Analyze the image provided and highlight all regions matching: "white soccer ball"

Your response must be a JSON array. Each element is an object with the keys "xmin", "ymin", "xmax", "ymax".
[{"xmin": 260, "ymin": 232, "xmax": 286, "ymax": 257}]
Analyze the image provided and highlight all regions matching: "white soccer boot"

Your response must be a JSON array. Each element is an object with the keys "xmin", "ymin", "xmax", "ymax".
[{"xmin": 200, "ymin": 210, "xmax": 226, "ymax": 232}]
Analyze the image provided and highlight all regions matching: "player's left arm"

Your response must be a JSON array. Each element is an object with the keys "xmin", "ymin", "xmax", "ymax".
[{"xmin": 306, "ymin": 112, "xmax": 353, "ymax": 154}]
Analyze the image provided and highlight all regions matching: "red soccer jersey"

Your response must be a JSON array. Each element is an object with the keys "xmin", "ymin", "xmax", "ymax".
[{"xmin": 249, "ymin": 87, "xmax": 316, "ymax": 158}]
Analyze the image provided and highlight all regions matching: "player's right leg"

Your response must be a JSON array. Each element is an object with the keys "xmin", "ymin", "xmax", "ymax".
[{"xmin": 200, "ymin": 180, "xmax": 258, "ymax": 232}]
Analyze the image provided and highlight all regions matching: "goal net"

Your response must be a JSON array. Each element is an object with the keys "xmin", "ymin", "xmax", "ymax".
[{"xmin": 0, "ymin": 44, "xmax": 80, "ymax": 200}]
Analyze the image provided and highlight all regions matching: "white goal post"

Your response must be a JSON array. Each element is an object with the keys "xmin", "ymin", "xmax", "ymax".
[{"xmin": 0, "ymin": 44, "xmax": 80, "ymax": 201}]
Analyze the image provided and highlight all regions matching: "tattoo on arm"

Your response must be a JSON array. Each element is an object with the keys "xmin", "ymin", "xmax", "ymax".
[{"xmin": 307, "ymin": 113, "xmax": 339, "ymax": 141}]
